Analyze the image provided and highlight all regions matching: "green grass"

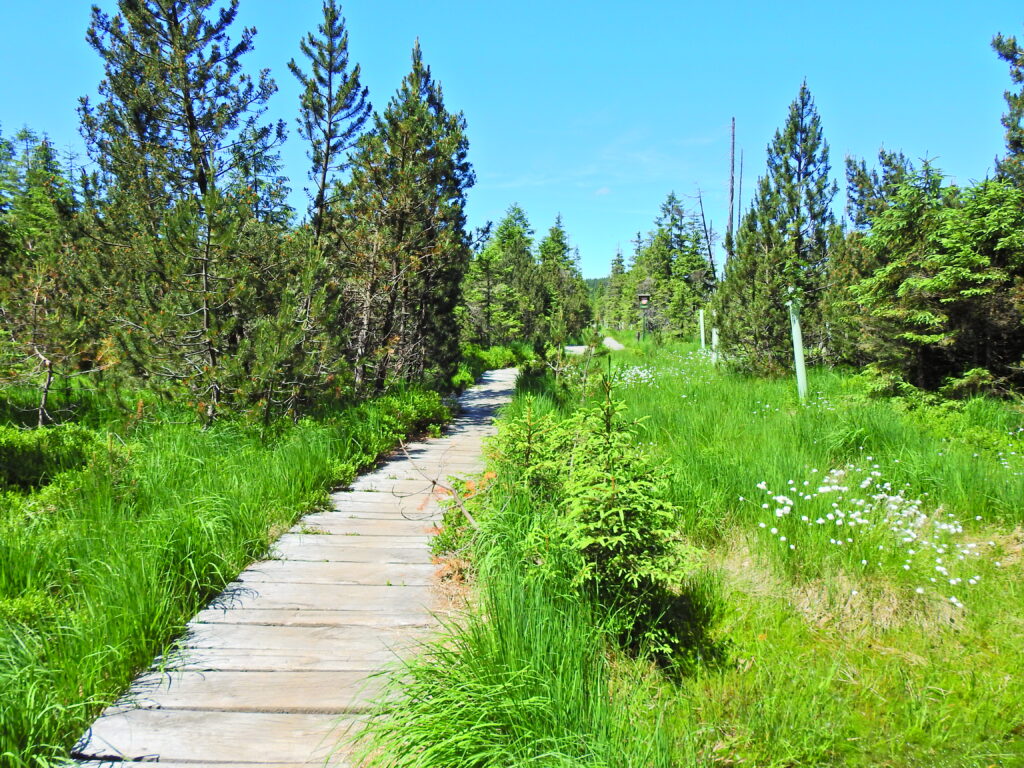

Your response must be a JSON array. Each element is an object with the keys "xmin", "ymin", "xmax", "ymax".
[
  {"xmin": 366, "ymin": 341, "xmax": 1024, "ymax": 767},
  {"xmin": 360, "ymin": 478, "xmax": 677, "ymax": 768},
  {"xmin": 604, "ymin": 343, "xmax": 1024, "ymax": 765},
  {"xmin": 0, "ymin": 387, "xmax": 449, "ymax": 767}
]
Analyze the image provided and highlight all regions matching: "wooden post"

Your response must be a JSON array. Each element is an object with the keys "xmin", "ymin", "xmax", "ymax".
[
  {"xmin": 698, "ymin": 308, "xmax": 706, "ymax": 350},
  {"xmin": 711, "ymin": 327, "xmax": 719, "ymax": 365},
  {"xmin": 727, "ymin": 117, "xmax": 735, "ymax": 259},
  {"xmin": 787, "ymin": 289, "xmax": 808, "ymax": 402}
]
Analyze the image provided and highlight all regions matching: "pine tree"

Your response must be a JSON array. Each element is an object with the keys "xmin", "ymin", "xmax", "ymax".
[
  {"xmin": 289, "ymin": 0, "xmax": 370, "ymax": 242},
  {"xmin": 342, "ymin": 41, "xmax": 473, "ymax": 390},
  {"xmin": 714, "ymin": 82, "xmax": 837, "ymax": 372},
  {"xmin": 993, "ymin": 30, "xmax": 1024, "ymax": 186},
  {"xmin": 79, "ymin": 0, "xmax": 286, "ymax": 421},
  {"xmin": 0, "ymin": 129, "xmax": 82, "ymax": 424}
]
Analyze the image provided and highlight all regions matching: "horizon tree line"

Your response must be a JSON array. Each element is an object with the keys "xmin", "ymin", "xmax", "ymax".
[
  {"xmin": 597, "ymin": 28, "xmax": 1024, "ymax": 397},
  {"xmin": 0, "ymin": 0, "xmax": 493, "ymax": 426}
]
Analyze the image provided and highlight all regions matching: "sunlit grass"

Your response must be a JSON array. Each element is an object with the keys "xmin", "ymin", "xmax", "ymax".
[
  {"xmin": 374, "ymin": 341, "xmax": 1024, "ymax": 767},
  {"xmin": 607, "ymin": 341, "xmax": 1024, "ymax": 766},
  {"xmin": 0, "ymin": 389, "xmax": 448, "ymax": 767}
]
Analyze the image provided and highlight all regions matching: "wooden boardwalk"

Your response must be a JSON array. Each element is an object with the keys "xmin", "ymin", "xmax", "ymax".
[{"xmin": 72, "ymin": 369, "xmax": 518, "ymax": 767}]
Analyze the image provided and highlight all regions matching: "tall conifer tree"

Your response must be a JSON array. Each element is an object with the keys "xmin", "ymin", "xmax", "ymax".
[
  {"xmin": 79, "ymin": 0, "xmax": 286, "ymax": 421},
  {"xmin": 289, "ymin": 0, "xmax": 370, "ymax": 243},
  {"xmin": 714, "ymin": 81, "xmax": 836, "ymax": 372},
  {"xmin": 342, "ymin": 41, "xmax": 473, "ymax": 390},
  {"xmin": 993, "ymin": 30, "xmax": 1024, "ymax": 186}
]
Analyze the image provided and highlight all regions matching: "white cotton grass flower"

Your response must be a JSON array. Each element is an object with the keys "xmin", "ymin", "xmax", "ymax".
[{"xmin": 752, "ymin": 460, "xmax": 1000, "ymax": 607}]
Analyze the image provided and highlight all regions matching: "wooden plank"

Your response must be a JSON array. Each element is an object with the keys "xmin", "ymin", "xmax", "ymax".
[
  {"xmin": 270, "ymin": 538, "xmax": 434, "ymax": 564},
  {"xmin": 302, "ymin": 507, "xmax": 441, "ymax": 521},
  {"xmin": 192, "ymin": 607, "xmax": 434, "ymax": 628},
  {"xmin": 323, "ymin": 498, "xmax": 439, "ymax": 515},
  {"xmin": 359, "ymin": 469, "xmax": 483, "ymax": 482},
  {"xmin": 322, "ymin": 494, "xmax": 432, "ymax": 508},
  {"xmin": 284, "ymin": 518, "xmax": 437, "ymax": 537},
  {"xmin": 112, "ymin": 670, "xmax": 385, "ymax": 714},
  {"xmin": 159, "ymin": 647, "xmax": 408, "ymax": 672},
  {"xmin": 239, "ymin": 561, "xmax": 436, "ymax": 586},
  {"xmin": 348, "ymin": 478, "xmax": 444, "ymax": 494},
  {"xmin": 201, "ymin": 581, "xmax": 434, "ymax": 616},
  {"xmin": 182, "ymin": 621, "xmax": 424, "ymax": 653},
  {"xmin": 73, "ymin": 710, "xmax": 360, "ymax": 764}
]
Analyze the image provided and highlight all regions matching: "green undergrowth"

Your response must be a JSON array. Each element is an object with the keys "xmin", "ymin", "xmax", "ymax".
[
  {"xmin": 0, "ymin": 387, "xmax": 449, "ymax": 767},
  {"xmin": 360, "ymin": 376, "xmax": 721, "ymax": 767},
  {"xmin": 453, "ymin": 342, "xmax": 536, "ymax": 391},
  {"xmin": 603, "ymin": 343, "xmax": 1024, "ymax": 764},
  {"xmin": 363, "ymin": 341, "xmax": 1024, "ymax": 767}
]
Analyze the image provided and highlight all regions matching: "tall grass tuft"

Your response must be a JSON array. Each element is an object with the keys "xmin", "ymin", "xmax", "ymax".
[{"xmin": 0, "ymin": 389, "xmax": 449, "ymax": 767}]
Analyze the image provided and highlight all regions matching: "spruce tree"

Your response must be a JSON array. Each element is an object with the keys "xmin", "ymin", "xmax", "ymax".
[
  {"xmin": 823, "ymin": 150, "xmax": 913, "ymax": 364},
  {"xmin": 845, "ymin": 149, "xmax": 913, "ymax": 230},
  {"xmin": 489, "ymin": 205, "xmax": 542, "ymax": 346},
  {"xmin": 714, "ymin": 81, "xmax": 837, "ymax": 372},
  {"xmin": 993, "ymin": 30, "xmax": 1024, "ymax": 186},
  {"xmin": 847, "ymin": 166, "xmax": 1024, "ymax": 391},
  {"xmin": 460, "ymin": 239, "xmax": 501, "ymax": 347},
  {"xmin": 537, "ymin": 216, "xmax": 590, "ymax": 345}
]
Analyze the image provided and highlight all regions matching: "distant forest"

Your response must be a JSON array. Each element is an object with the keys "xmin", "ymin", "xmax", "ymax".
[
  {"xmin": 0, "ymin": 0, "xmax": 590, "ymax": 428},
  {"xmin": 595, "ymin": 32, "xmax": 1024, "ymax": 397}
]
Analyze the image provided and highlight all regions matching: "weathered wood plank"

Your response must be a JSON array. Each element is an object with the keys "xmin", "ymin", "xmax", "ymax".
[
  {"xmin": 239, "ymin": 560, "xmax": 436, "ymax": 585},
  {"xmin": 159, "ymin": 647, "xmax": 407, "ymax": 672},
  {"xmin": 110, "ymin": 670, "xmax": 384, "ymax": 714},
  {"xmin": 285, "ymin": 518, "xmax": 438, "ymax": 537},
  {"xmin": 73, "ymin": 710, "xmax": 359, "ymax": 764},
  {"xmin": 270, "ymin": 537, "xmax": 434, "ymax": 564},
  {"xmin": 191, "ymin": 607, "xmax": 434, "ymax": 627},
  {"xmin": 202, "ymin": 582, "xmax": 433, "ymax": 614},
  {"xmin": 182, "ymin": 621, "xmax": 424, "ymax": 653}
]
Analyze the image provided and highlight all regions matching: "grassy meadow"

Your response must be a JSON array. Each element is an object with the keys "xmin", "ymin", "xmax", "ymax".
[
  {"xmin": 365, "ymin": 341, "xmax": 1024, "ymax": 768},
  {"xmin": 0, "ymin": 386, "xmax": 450, "ymax": 767}
]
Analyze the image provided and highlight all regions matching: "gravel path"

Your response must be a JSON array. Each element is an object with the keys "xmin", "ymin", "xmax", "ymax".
[{"xmin": 565, "ymin": 336, "xmax": 625, "ymax": 354}]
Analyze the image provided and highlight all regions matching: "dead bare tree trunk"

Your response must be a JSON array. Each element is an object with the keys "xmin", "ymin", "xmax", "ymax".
[
  {"xmin": 35, "ymin": 351, "xmax": 53, "ymax": 428},
  {"xmin": 727, "ymin": 116, "xmax": 736, "ymax": 259},
  {"xmin": 697, "ymin": 190, "xmax": 716, "ymax": 277}
]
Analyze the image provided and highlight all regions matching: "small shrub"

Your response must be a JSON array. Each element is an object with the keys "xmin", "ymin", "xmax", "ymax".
[
  {"xmin": 0, "ymin": 424, "xmax": 99, "ymax": 490},
  {"xmin": 491, "ymin": 381, "xmax": 706, "ymax": 662}
]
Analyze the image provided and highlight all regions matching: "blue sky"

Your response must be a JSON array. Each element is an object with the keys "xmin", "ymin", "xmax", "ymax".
[{"xmin": 1, "ymin": 1, "xmax": 1021, "ymax": 277}]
